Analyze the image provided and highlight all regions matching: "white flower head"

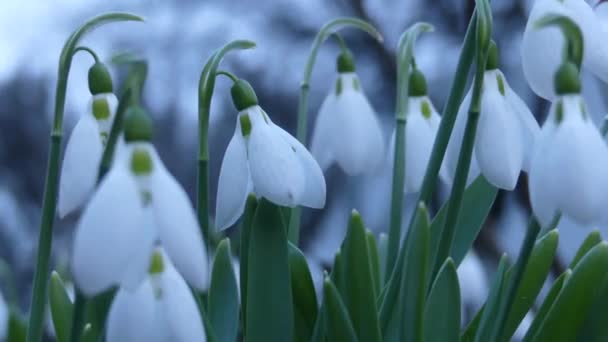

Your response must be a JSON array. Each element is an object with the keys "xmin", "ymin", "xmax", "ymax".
[
  {"xmin": 522, "ymin": 0, "xmax": 608, "ymax": 100},
  {"xmin": 215, "ymin": 79, "xmax": 326, "ymax": 231},
  {"xmin": 310, "ymin": 51, "xmax": 384, "ymax": 175},
  {"xmin": 447, "ymin": 42, "xmax": 540, "ymax": 190},
  {"xmin": 72, "ymin": 108, "xmax": 208, "ymax": 295},
  {"xmin": 106, "ymin": 249, "xmax": 207, "ymax": 342},
  {"xmin": 58, "ymin": 92, "xmax": 118, "ymax": 217}
]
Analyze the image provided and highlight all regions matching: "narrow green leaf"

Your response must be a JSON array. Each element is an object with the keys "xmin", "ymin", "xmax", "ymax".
[
  {"xmin": 577, "ymin": 273, "xmax": 608, "ymax": 341},
  {"xmin": 239, "ymin": 195, "xmax": 257, "ymax": 331},
  {"xmin": 366, "ymin": 230, "xmax": 381, "ymax": 299},
  {"xmin": 522, "ymin": 270, "xmax": 570, "ymax": 342},
  {"xmin": 474, "ymin": 255, "xmax": 509, "ymax": 342},
  {"xmin": 288, "ymin": 242, "xmax": 318, "ymax": 342},
  {"xmin": 377, "ymin": 233, "xmax": 388, "ymax": 288},
  {"xmin": 323, "ymin": 278, "xmax": 359, "ymax": 342},
  {"xmin": 7, "ymin": 309, "xmax": 27, "ymax": 342},
  {"xmin": 569, "ymin": 229, "xmax": 601, "ymax": 269},
  {"xmin": 531, "ymin": 243, "xmax": 608, "ymax": 342},
  {"xmin": 84, "ymin": 287, "xmax": 116, "ymax": 341},
  {"xmin": 49, "ymin": 271, "xmax": 73, "ymax": 342},
  {"xmin": 461, "ymin": 306, "xmax": 483, "ymax": 342},
  {"xmin": 429, "ymin": 176, "xmax": 497, "ymax": 268},
  {"xmin": 502, "ymin": 229, "xmax": 558, "ymax": 340},
  {"xmin": 423, "ymin": 259, "xmax": 460, "ymax": 342},
  {"xmin": 245, "ymin": 199, "xmax": 293, "ymax": 342},
  {"xmin": 80, "ymin": 324, "xmax": 95, "ymax": 342},
  {"xmin": 341, "ymin": 211, "xmax": 382, "ymax": 342},
  {"xmin": 331, "ymin": 250, "xmax": 345, "ymax": 296},
  {"xmin": 208, "ymin": 239, "xmax": 239, "ymax": 342}
]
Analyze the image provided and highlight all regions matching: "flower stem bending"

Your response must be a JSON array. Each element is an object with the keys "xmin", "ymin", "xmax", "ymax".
[
  {"xmin": 26, "ymin": 13, "xmax": 142, "ymax": 342},
  {"xmin": 289, "ymin": 17, "xmax": 382, "ymax": 245}
]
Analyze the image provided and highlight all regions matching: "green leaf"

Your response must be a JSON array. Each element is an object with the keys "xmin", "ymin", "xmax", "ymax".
[
  {"xmin": 377, "ymin": 233, "xmax": 388, "ymax": 288},
  {"xmin": 7, "ymin": 309, "xmax": 27, "ymax": 342},
  {"xmin": 461, "ymin": 306, "xmax": 483, "ymax": 342},
  {"xmin": 323, "ymin": 278, "xmax": 359, "ymax": 342},
  {"xmin": 245, "ymin": 199, "xmax": 293, "ymax": 342},
  {"xmin": 208, "ymin": 238, "xmax": 239, "ymax": 342},
  {"xmin": 239, "ymin": 195, "xmax": 257, "ymax": 331},
  {"xmin": 80, "ymin": 324, "xmax": 95, "ymax": 342},
  {"xmin": 49, "ymin": 271, "xmax": 73, "ymax": 342},
  {"xmin": 430, "ymin": 176, "xmax": 497, "ymax": 268},
  {"xmin": 366, "ymin": 230, "xmax": 381, "ymax": 299},
  {"xmin": 340, "ymin": 211, "xmax": 382, "ymax": 342},
  {"xmin": 84, "ymin": 287, "xmax": 116, "ymax": 341},
  {"xmin": 331, "ymin": 250, "xmax": 345, "ymax": 296},
  {"xmin": 474, "ymin": 255, "xmax": 509, "ymax": 342},
  {"xmin": 577, "ymin": 272, "xmax": 608, "ymax": 341},
  {"xmin": 423, "ymin": 258, "xmax": 460, "ymax": 342},
  {"xmin": 288, "ymin": 242, "xmax": 318, "ymax": 342},
  {"xmin": 569, "ymin": 229, "xmax": 602, "ymax": 269},
  {"xmin": 522, "ymin": 270, "xmax": 570, "ymax": 342},
  {"xmin": 502, "ymin": 229, "xmax": 558, "ymax": 340},
  {"xmin": 530, "ymin": 242, "xmax": 608, "ymax": 342}
]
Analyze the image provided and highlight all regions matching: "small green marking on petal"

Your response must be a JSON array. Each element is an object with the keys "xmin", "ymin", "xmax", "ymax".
[
  {"xmin": 148, "ymin": 250, "xmax": 164, "ymax": 275},
  {"xmin": 336, "ymin": 78, "xmax": 342, "ymax": 96},
  {"xmin": 421, "ymin": 100, "xmax": 432, "ymax": 119},
  {"xmin": 579, "ymin": 99, "xmax": 588, "ymax": 120},
  {"xmin": 496, "ymin": 74, "xmax": 506, "ymax": 96},
  {"xmin": 261, "ymin": 109, "xmax": 270, "ymax": 123},
  {"xmin": 352, "ymin": 78, "xmax": 360, "ymax": 91},
  {"xmin": 92, "ymin": 98, "xmax": 111, "ymax": 120},
  {"xmin": 141, "ymin": 190, "xmax": 152, "ymax": 206},
  {"xmin": 555, "ymin": 100, "xmax": 564, "ymax": 124},
  {"xmin": 240, "ymin": 113, "xmax": 252, "ymax": 137},
  {"xmin": 131, "ymin": 148, "xmax": 153, "ymax": 175},
  {"xmin": 100, "ymin": 132, "xmax": 108, "ymax": 145}
]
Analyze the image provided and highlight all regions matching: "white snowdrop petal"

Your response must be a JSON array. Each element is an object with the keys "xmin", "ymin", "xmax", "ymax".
[
  {"xmin": 310, "ymin": 93, "xmax": 338, "ymax": 171},
  {"xmin": 274, "ymin": 125, "xmax": 326, "ymax": 208},
  {"xmin": 159, "ymin": 263, "xmax": 207, "ymax": 342},
  {"xmin": 91, "ymin": 93, "xmax": 119, "ymax": 135},
  {"xmin": 106, "ymin": 279, "xmax": 160, "ymax": 342},
  {"xmin": 72, "ymin": 165, "xmax": 145, "ymax": 296},
  {"xmin": 150, "ymin": 151, "xmax": 209, "ymax": 291},
  {"xmin": 333, "ymin": 76, "xmax": 385, "ymax": 175},
  {"xmin": 475, "ymin": 85, "xmax": 524, "ymax": 190},
  {"xmin": 504, "ymin": 84, "xmax": 540, "ymax": 172},
  {"xmin": 58, "ymin": 115, "xmax": 104, "ymax": 218},
  {"xmin": 120, "ymin": 207, "xmax": 157, "ymax": 291},
  {"xmin": 247, "ymin": 108, "xmax": 305, "ymax": 207},
  {"xmin": 568, "ymin": 0, "xmax": 608, "ymax": 84},
  {"xmin": 215, "ymin": 126, "xmax": 252, "ymax": 230},
  {"xmin": 403, "ymin": 106, "xmax": 436, "ymax": 193}
]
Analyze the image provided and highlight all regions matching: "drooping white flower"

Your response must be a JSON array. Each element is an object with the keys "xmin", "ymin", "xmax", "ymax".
[
  {"xmin": 309, "ymin": 55, "xmax": 385, "ymax": 175},
  {"xmin": 72, "ymin": 109, "xmax": 208, "ymax": 295},
  {"xmin": 106, "ymin": 249, "xmax": 207, "ymax": 342},
  {"xmin": 522, "ymin": 0, "xmax": 608, "ymax": 100},
  {"xmin": 529, "ymin": 92, "xmax": 608, "ymax": 226},
  {"xmin": 215, "ymin": 80, "xmax": 326, "ymax": 231},
  {"xmin": 58, "ymin": 93, "xmax": 118, "ymax": 217},
  {"xmin": 446, "ymin": 46, "xmax": 540, "ymax": 190}
]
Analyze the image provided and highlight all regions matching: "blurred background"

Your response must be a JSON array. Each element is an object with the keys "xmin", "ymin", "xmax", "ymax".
[{"xmin": 1, "ymin": 0, "xmax": 607, "ymax": 339}]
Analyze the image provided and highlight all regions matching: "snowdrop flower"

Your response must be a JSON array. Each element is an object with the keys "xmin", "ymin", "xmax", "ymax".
[
  {"xmin": 72, "ymin": 107, "xmax": 208, "ymax": 295},
  {"xmin": 215, "ymin": 79, "xmax": 326, "ymax": 230},
  {"xmin": 387, "ymin": 67, "xmax": 448, "ymax": 193},
  {"xmin": 106, "ymin": 249, "xmax": 207, "ymax": 342},
  {"xmin": 310, "ymin": 50, "xmax": 385, "ymax": 175},
  {"xmin": 446, "ymin": 41, "xmax": 540, "ymax": 190},
  {"xmin": 529, "ymin": 62, "xmax": 608, "ymax": 226},
  {"xmin": 522, "ymin": 0, "xmax": 608, "ymax": 100},
  {"xmin": 58, "ymin": 62, "xmax": 118, "ymax": 217}
]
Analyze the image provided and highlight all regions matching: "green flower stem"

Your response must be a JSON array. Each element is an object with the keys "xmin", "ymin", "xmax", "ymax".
[
  {"xmin": 197, "ymin": 40, "xmax": 255, "ymax": 247},
  {"xmin": 601, "ymin": 115, "xmax": 608, "ymax": 136},
  {"xmin": 385, "ymin": 22, "xmax": 434, "ymax": 283},
  {"xmin": 216, "ymin": 70, "xmax": 239, "ymax": 83},
  {"xmin": 26, "ymin": 13, "xmax": 142, "ymax": 342},
  {"xmin": 332, "ymin": 33, "xmax": 349, "ymax": 54},
  {"xmin": 73, "ymin": 46, "xmax": 100, "ymax": 63},
  {"xmin": 288, "ymin": 17, "xmax": 382, "ymax": 245},
  {"xmin": 431, "ymin": 0, "xmax": 492, "ymax": 280}
]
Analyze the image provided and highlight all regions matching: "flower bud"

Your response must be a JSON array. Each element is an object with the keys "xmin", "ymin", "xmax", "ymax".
[
  {"xmin": 554, "ymin": 62, "xmax": 581, "ymax": 95},
  {"xmin": 408, "ymin": 68, "xmax": 427, "ymax": 97},
  {"xmin": 337, "ymin": 50, "xmax": 356, "ymax": 73},
  {"xmin": 88, "ymin": 62, "xmax": 113, "ymax": 95},
  {"xmin": 124, "ymin": 106, "xmax": 153, "ymax": 142},
  {"xmin": 231, "ymin": 79, "xmax": 258, "ymax": 111}
]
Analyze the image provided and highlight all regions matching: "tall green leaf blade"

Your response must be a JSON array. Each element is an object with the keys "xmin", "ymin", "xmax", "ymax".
[
  {"xmin": 288, "ymin": 242, "xmax": 318, "ymax": 342},
  {"xmin": 569, "ymin": 229, "xmax": 601, "ymax": 269},
  {"xmin": 423, "ymin": 258, "xmax": 460, "ymax": 342},
  {"xmin": 341, "ymin": 211, "xmax": 382, "ymax": 342},
  {"xmin": 49, "ymin": 272, "xmax": 73, "ymax": 342},
  {"xmin": 577, "ymin": 272, "xmax": 608, "ymax": 342},
  {"xmin": 323, "ymin": 278, "xmax": 359, "ymax": 342},
  {"xmin": 239, "ymin": 195, "xmax": 257, "ymax": 331},
  {"xmin": 461, "ymin": 306, "xmax": 483, "ymax": 342},
  {"xmin": 208, "ymin": 238, "xmax": 239, "ymax": 342},
  {"xmin": 7, "ymin": 309, "xmax": 27, "ymax": 342},
  {"xmin": 366, "ymin": 231, "xmax": 381, "ymax": 299},
  {"xmin": 474, "ymin": 255, "xmax": 509, "ymax": 342},
  {"xmin": 530, "ymin": 242, "xmax": 608, "ymax": 342}
]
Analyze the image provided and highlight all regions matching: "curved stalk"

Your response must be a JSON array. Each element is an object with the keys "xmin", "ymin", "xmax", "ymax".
[
  {"xmin": 26, "ymin": 13, "xmax": 142, "ymax": 342},
  {"xmin": 73, "ymin": 46, "xmax": 100, "ymax": 63},
  {"xmin": 289, "ymin": 17, "xmax": 383, "ymax": 245}
]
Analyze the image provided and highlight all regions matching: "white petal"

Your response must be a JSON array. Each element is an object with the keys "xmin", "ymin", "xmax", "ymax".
[
  {"xmin": 215, "ymin": 125, "xmax": 252, "ymax": 230},
  {"xmin": 150, "ymin": 150, "xmax": 209, "ymax": 291},
  {"xmin": 72, "ymin": 165, "xmax": 146, "ymax": 296},
  {"xmin": 106, "ymin": 279, "xmax": 160, "ymax": 342},
  {"xmin": 310, "ymin": 92, "xmax": 338, "ymax": 171},
  {"xmin": 504, "ymin": 79, "xmax": 540, "ymax": 172},
  {"xmin": 475, "ymin": 77, "xmax": 524, "ymax": 190},
  {"xmin": 158, "ymin": 263, "xmax": 207, "ymax": 342},
  {"xmin": 274, "ymin": 125, "xmax": 326, "ymax": 208},
  {"xmin": 121, "ymin": 207, "xmax": 157, "ymax": 290},
  {"xmin": 90, "ymin": 93, "xmax": 119, "ymax": 136},
  {"xmin": 246, "ymin": 108, "xmax": 305, "ymax": 207},
  {"xmin": 571, "ymin": 0, "xmax": 608, "ymax": 84},
  {"xmin": 332, "ymin": 75, "xmax": 385, "ymax": 175},
  {"xmin": 58, "ymin": 115, "xmax": 103, "ymax": 217}
]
